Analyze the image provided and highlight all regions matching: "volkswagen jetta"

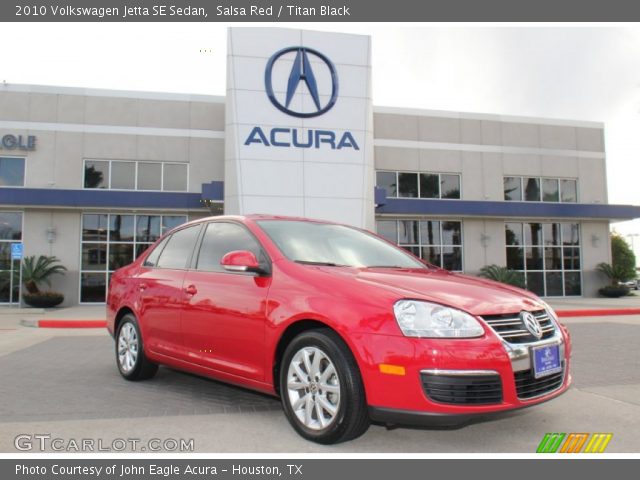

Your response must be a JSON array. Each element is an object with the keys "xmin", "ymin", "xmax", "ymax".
[{"xmin": 107, "ymin": 215, "xmax": 572, "ymax": 444}]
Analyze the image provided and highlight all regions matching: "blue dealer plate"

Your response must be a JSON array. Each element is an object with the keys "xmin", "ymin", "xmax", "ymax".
[{"xmin": 532, "ymin": 344, "xmax": 562, "ymax": 379}]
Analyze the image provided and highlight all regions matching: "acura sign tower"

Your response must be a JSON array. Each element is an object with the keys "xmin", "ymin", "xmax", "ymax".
[{"xmin": 225, "ymin": 28, "xmax": 375, "ymax": 228}]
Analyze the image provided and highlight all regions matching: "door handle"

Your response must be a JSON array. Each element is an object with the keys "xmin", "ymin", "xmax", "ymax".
[
  {"xmin": 184, "ymin": 284, "xmax": 198, "ymax": 295},
  {"xmin": 139, "ymin": 282, "xmax": 148, "ymax": 292}
]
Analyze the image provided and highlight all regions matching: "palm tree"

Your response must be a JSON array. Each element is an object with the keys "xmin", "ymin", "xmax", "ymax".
[
  {"xmin": 478, "ymin": 264, "xmax": 525, "ymax": 288},
  {"xmin": 596, "ymin": 262, "xmax": 627, "ymax": 286},
  {"xmin": 21, "ymin": 255, "xmax": 67, "ymax": 294}
]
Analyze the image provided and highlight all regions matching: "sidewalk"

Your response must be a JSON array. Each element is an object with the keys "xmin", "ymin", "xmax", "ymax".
[
  {"xmin": 0, "ymin": 305, "xmax": 106, "ymax": 329},
  {"xmin": 547, "ymin": 295, "xmax": 640, "ymax": 311},
  {"xmin": 0, "ymin": 305, "xmax": 105, "ymax": 318},
  {"xmin": 547, "ymin": 295, "xmax": 640, "ymax": 317}
]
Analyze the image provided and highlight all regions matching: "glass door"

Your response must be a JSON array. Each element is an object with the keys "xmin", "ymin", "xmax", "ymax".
[{"xmin": 0, "ymin": 212, "xmax": 23, "ymax": 304}]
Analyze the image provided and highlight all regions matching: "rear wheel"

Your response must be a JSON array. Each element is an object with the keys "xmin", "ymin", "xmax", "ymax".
[
  {"xmin": 116, "ymin": 313, "xmax": 158, "ymax": 381},
  {"xmin": 279, "ymin": 329, "xmax": 369, "ymax": 444}
]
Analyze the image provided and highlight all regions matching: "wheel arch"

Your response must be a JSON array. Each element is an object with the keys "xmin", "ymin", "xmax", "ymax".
[
  {"xmin": 114, "ymin": 305, "xmax": 136, "ymax": 337},
  {"xmin": 271, "ymin": 319, "xmax": 363, "ymax": 396}
]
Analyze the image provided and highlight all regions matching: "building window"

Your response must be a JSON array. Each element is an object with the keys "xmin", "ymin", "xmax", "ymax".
[
  {"xmin": 0, "ymin": 157, "xmax": 26, "ymax": 187},
  {"xmin": 84, "ymin": 160, "xmax": 109, "ymax": 189},
  {"xmin": 376, "ymin": 171, "xmax": 461, "ymax": 200},
  {"xmin": 523, "ymin": 177, "xmax": 541, "ymax": 201},
  {"xmin": 376, "ymin": 171, "xmax": 397, "ymax": 198},
  {"xmin": 376, "ymin": 219, "xmax": 463, "ymax": 271},
  {"xmin": 398, "ymin": 172, "xmax": 419, "ymax": 198},
  {"xmin": 504, "ymin": 176, "xmax": 577, "ymax": 203},
  {"xmin": 503, "ymin": 176, "xmax": 522, "ymax": 201},
  {"xmin": 542, "ymin": 178, "xmax": 559, "ymax": 202},
  {"xmin": 162, "ymin": 163, "xmax": 189, "ymax": 192},
  {"xmin": 80, "ymin": 213, "xmax": 187, "ymax": 303},
  {"xmin": 505, "ymin": 222, "xmax": 582, "ymax": 297},
  {"xmin": 440, "ymin": 174, "xmax": 461, "ymax": 199},
  {"xmin": 560, "ymin": 179, "xmax": 577, "ymax": 203},
  {"xmin": 110, "ymin": 161, "xmax": 136, "ymax": 190},
  {"xmin": 83, "ymin": 160, "xmax": 189, "ymax": 191},
  {"xmin": 0, "ymin": 211, "xmax": 23, "ymax": 304},
  {"xmin": 138, "ymin": 162, "xmax": 162, "ymax": 190}
]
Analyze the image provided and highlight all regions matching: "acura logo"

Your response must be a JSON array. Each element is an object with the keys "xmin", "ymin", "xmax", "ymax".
[
  {"xmin": 521, "ymin": 311, "xmax": 543, "ymax": 339},
  {"xmin": 264, "ymin": 46, "xmax": 339, "ymax": 118}
]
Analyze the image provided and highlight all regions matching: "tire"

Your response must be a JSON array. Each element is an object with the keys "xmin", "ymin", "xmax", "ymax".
[
  {"xmin": 115, "ymin": 313, "xmax": 158, "ymax": 381},
  {"xmin": 279, "ymin": 328, "xmax": 370, "ymax": 444}
]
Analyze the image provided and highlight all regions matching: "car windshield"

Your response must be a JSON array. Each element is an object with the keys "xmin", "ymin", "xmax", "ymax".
[{"xmin": 256, "ymin": 220, "xmax": 428, "ymax": 269}]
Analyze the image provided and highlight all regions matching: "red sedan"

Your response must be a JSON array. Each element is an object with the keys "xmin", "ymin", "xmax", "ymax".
[{"xmin": 107, "ymin": 215, "xmax": 571, "ymax": 444}]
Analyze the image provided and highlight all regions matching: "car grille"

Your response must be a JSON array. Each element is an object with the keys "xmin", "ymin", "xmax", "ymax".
[
  {"xmin": 514, "ymin": 364, "xmax": 565, "ymax": 400},
  {"xmin": 421, "ymin": 373, "xmax": 503, "ymax": 405},
  {"xmin": 481, "ymin": 309, "xmax": 556, "ymax": 344}
]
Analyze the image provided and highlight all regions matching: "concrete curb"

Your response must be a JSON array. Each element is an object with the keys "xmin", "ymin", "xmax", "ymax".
[
  {"xmin": 20, "ymin": 319, "xmax": 107, "ymax": 328},
  {"xmin": 556, "ymin": 308, "xmax": 640, "ymax": 318},
  {"xmin": 19, "ymin": 318, "xmax": 39, "ymax": 328}
]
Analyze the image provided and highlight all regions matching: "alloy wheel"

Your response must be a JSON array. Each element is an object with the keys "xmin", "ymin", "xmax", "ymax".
[
  {"xmin": 118, "ymin": 322, "xmax": 139, "ymax": 373},
  {"xmin": 286, "ymin": 346, "xmax": 341, "ymax": 430}
]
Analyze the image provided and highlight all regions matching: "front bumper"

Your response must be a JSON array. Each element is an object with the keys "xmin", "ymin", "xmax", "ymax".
[
  {"xmin": 368, "ymin": 383, "xmax": 565, "ymax": 427},
  {"xmin": 352, "ymin": 323, "xmax": 572, "ymax": 418}
]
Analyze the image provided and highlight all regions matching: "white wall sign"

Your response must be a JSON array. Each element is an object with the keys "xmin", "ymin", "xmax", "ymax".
[{"xmin": 225, "ymin": 27, "xmax": 375, "ymax": 229}]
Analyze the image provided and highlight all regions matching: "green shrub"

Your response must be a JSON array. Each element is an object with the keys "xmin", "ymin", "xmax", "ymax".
[
  {"xmin": 21, "ymin": 255, "xmax": 67, "ymax": 294},
  {"xmin": 611, "ymin": 234, "xmax": 636, "ymax": 283},
  {"xmin": 478, "ymin": 265, "xmax": 525, "ymax": 288}
]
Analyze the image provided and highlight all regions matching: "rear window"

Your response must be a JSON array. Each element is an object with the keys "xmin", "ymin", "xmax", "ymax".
[{"xmin": 143, "ymin": 236, "xmax": 170, "ymax": 267}]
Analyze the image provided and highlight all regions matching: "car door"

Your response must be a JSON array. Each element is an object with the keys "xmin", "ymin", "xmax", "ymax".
[
  {"xmin": 136, "ymin": 224, "xmax": 202, "ymax": 359},
  {"xmin": 180, "ymin": 221, "xmax": 272, "ymax": 381}
]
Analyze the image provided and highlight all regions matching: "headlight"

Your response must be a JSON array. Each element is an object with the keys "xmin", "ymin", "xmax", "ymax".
[{"xmin": 393, "ymin": 300, "xmax": 484, "ymax": 338}]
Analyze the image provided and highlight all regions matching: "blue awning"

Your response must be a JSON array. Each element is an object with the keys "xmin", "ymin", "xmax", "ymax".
[{"xmin": 375, "ymin": 196, "xmax": 640, "ymax": 221}]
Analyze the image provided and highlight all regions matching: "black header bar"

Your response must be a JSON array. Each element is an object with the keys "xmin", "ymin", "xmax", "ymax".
[{"xmin": 4, "ymin": 0, "xmax": 640, "ymax": 22}]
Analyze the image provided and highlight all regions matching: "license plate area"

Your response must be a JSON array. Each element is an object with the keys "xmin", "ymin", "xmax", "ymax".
[{"xmin": 532, "ymin": 344, "xmax": 562, "ymax": 378}]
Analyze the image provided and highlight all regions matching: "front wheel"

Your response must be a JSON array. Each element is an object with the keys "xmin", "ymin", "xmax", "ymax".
[
  {"xmin": 279, "ymin": 329, "xmax": 370, "ymax": 444},
  {"xmin": 116, "ymin": 314, "xmax": 158, "ymax": 381}
]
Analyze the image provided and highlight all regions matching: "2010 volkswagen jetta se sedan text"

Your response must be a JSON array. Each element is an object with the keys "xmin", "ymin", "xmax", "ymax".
[{"xmin": 107, "ymin": 215, "xmax": 572, "ymax": 444}]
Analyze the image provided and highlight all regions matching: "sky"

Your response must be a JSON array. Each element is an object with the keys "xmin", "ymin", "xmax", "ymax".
[{"xmin": 2, "ymin": 22, "xmax": 640, "ymax": 250}]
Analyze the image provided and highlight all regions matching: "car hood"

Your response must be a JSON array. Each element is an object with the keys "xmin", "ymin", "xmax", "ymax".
[{"xmin": 338, "ymin": 267, "xmax": 545, "ymax": 316}]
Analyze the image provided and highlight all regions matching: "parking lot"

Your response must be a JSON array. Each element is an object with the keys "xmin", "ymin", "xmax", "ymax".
[{"xmin": 0, "ymin": 306, "xmax": 638, "ymax": 453}]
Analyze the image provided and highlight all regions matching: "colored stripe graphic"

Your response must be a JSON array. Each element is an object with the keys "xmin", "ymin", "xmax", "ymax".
[
  {"xmin": 584, "ymin": 433, "xmax": 613, "ymax": 453},
  {"xmin": 560, "ymin": 433, "xmax": 589, "ymax": 453},
  {"xmin": 537, "ymin": 433, "xmax": 613, "ymax": 453},
  {"xmin": 537, "ymin": 433, "xmax": 566, "ymax": 453}
]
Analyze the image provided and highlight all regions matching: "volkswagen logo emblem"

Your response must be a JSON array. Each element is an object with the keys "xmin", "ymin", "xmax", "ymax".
[
  {"xmin": 521, "ymin": 311, "xmax": 542, "ymax": 339},
  {"xmin": 264, "ymin": 46, "xmax": 339, "ymax": 118}
]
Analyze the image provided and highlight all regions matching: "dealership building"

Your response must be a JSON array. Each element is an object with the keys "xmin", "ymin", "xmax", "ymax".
[{"xmin": 0, "ymin": 27, "xmax": 639, "ymax": 306}]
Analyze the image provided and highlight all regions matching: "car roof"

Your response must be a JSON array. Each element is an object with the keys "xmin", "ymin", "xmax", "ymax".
[{"xmin": 184, "ymin": 214, "xmax": 340, "ymax": 225}]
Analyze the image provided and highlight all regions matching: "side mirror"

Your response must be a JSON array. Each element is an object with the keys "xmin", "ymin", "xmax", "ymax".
[{"xmin": 220, "ymin": 250, "xmax": 262, "ymax": 273}]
